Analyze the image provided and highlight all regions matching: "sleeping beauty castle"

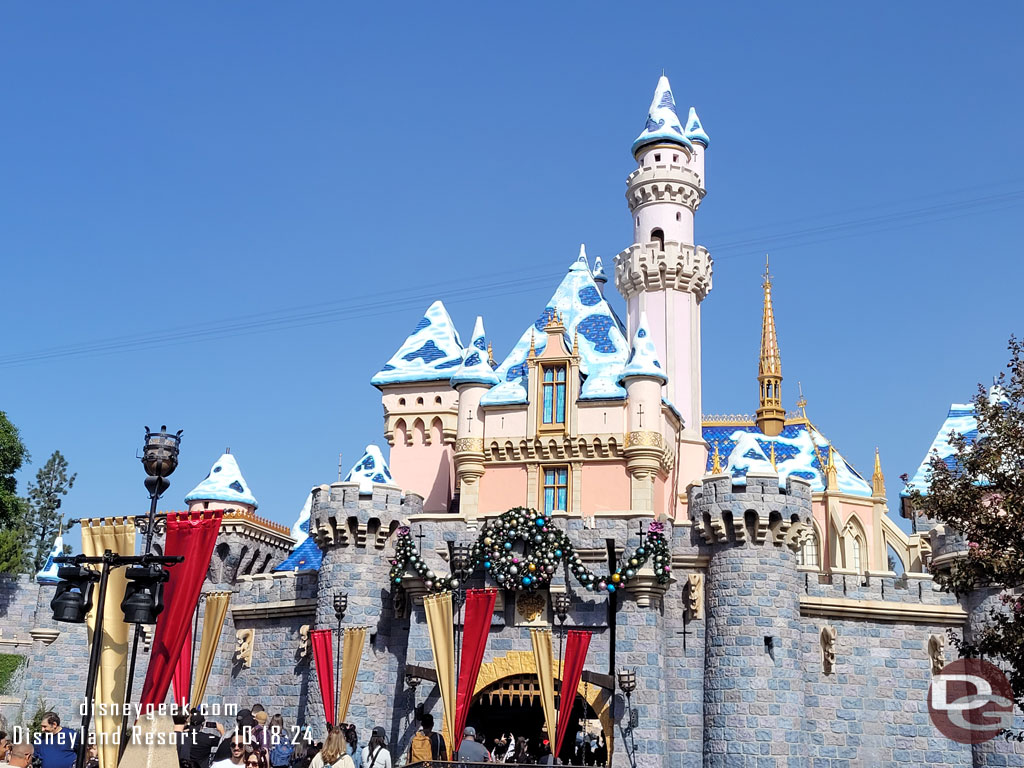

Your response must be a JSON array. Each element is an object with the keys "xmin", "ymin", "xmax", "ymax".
[{"xmin": 6, "ymin": 75, "xmax": 1023, "ymax": 768}]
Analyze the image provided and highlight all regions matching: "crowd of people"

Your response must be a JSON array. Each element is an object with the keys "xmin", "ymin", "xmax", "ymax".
[{"xmin": 0, "ymin": 707, "xmax": 607, "ymax": 768}]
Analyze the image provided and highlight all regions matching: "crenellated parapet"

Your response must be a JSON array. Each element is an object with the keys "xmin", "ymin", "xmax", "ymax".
[
  {"xmin": 614, "ymin": 241, "xmax": 712, "ymax": 302},
  {"xmin": 926, "ymin": 523, "xmax": 969, "ymax": 574},
  {"xmin": 308, "ymin": 481, "xmax": 420, "ymax": 551},
  {"xmin": 689, "ymin": 472, "xmax": 813, "ymax": 551},
  {"xmin": 625, "ymin": 162, "xmax": 704, "ymax": 212},
  {"xmin": 208, "ymin": 509, "xmax": 297, "ymax": 584}
]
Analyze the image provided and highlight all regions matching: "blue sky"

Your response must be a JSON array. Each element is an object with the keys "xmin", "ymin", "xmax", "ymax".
[{"xmin": 1, "ymin": 2, "xmax": 1021, "ymax": 550}]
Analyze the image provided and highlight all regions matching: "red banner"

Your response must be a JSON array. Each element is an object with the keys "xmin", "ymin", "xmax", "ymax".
[
  {"xmin": 454, "ymin": 588, "xmax": 498, "ymax": 751},
  {"xmin": 138, "ymin": 510, "xmax": 223, "ymax": 713},
  {"xmin": 310, "ymin": 629, "xmax": 335, "ymax": 726},
  {"xmin": 555, "ymin": 630, "xmax": 591, "ymax": 759},
  {"xmin": 171, "ymin": 621, "xmax": 192, "ymax": 709}
]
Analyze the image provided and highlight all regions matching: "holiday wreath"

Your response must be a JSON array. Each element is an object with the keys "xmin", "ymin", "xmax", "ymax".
[{"xmin": 388, "ymin": 507, "xmax": 671, "ymax": 594}]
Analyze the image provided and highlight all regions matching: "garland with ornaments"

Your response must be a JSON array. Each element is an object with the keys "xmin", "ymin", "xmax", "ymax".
[{"xmin": 388, "ymin": 507, "xmax": 671, "ymax": 594}]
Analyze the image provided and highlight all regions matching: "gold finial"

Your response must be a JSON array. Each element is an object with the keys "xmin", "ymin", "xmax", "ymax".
[
  {"xmin": 756, "ymin": 256, "xmax": 785, "ymax": 436},
  {"xmin": 487, "ymin": 341, "xmax": 495, "ymax": 368},
  {"xmin": 710, "ymin": 441, "xmax": 723, "ymax": 475},
  {"xmin": 824, "ymin": 445, "xmax": 838, "ymax": 491},
  {"xmin": 872, "ymin": 447, "xmax": 886, "ymax": 498},
  {"xmin": 769, "ymin": 442, "xmax": 777, "ymax": 471},
  {"xmin": 796, "ymin": 381, "xmax": 808, "ymax": 419},
  {"xmin": 529, "ymin": 331, "xmax": 536, "ymax": 357},
  {"xmin": 573, "ymin": 327, "xmax": 579, "ymax": 355}
]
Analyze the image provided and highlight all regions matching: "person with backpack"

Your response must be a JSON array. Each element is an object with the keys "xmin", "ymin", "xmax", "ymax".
[
  {"xmin": 309, "ymin": 728, "xmax": 353, "ymax": 768},
  {"xmin": 408, "ymin": 714, "xmax": 446, "ymax": 764},
  {"xmin": 267, "ymin": 715, "xmax": 293, "ymax": 768},
  {"xmin": 360, "ymin": 727, "xmax": 391, "ymax": 768}
]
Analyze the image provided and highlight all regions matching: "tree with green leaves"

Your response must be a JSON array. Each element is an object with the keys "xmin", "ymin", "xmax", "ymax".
[
  {"xmin": 907, "ymin": 336, "xmax": 1024, "ymax": 738},
  {"xmin": 0, "ymin": 411, "xmax": 28, "ymax": 529},
  {"xmin": 25, "ymin": 450, "xmax": 76, "ymax": 572}
]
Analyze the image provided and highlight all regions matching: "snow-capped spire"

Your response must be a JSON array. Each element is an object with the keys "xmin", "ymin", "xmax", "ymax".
[
  {"xmin": 344, "ymin": 445, "xmax": 394, "ymax": 494},
  {"xmin": 371, "ymin": 300, "xmax": 464, "ymax": 387},
  {"xmin": 451, "ymin": 316, "xmax": 499, "ymax": 388},
  {"xmin": 185, "ymin": 452, "xmax": 258, "ymax": 509},
  {"xmin": 684, "ymin": 106, "xmax": 710, "ymax": 147},
  {"xmin": 618, "ymin": 312, "xmax": 667, "ymax": 383},
  {"xmin": 36, "ymin": 532, "xmax": 64, "ymax": 584},
  {"xmin": 289, "ymin": 490, "xmax": 313, "ymax": 542},
  {"xmin": 569, "ymin": 243, "xmax": 589, "ymax": 272},
  {"xmin": 632, "ymin": 74, "xmax": 692, "ymax": 157},
  {"xmin": 592, "ymin": 255, "xmax": 608, "ymax": 289}
]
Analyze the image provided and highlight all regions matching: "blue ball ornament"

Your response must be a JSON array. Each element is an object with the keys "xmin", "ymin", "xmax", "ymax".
[
  {"xmin": 504, "ymin": 542, "xmax": 513, "ymax": 550},
  {"xmin": 484, "ymin": 561, "xmax": 492, "ymax": 569},
  {"xmin": 555, "ymin": 549, "xmax": 562, "ymax": 557},
  {"xmin": 607, "ymin": 584, "xmax": 616, "ymax": 593},
  {"xmin": 536, "ymin": 518, "xmax": 546, "ymax": 527},
  {"xmin": 522, "ymin": 576, "xmax": 532, "ymax": 586}
]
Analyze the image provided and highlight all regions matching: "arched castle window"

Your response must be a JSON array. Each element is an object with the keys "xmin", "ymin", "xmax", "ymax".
[
  {"xmin": 800, "ymin": 532, "xmax": 819, "ymax": 568},
  {"xmin": 542, "ymin": 466, "xmax": 569, "ymax": 514},
  {"xmin": 852, "ymin": 537, "xmax": 863, "ymax": 574},
  {"xmin": 651, "ymin": 228, "xmax": 665, "ymax": 251}
]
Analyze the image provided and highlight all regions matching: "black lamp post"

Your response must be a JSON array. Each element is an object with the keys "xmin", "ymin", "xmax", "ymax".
[
  {"xmin": 552, "ymin": 591, "xmax": 571, "ymax": 762},
  {"xmin": 617, "ymin": 668, "xmax": 638, "ymax": 768},
  {"xmin": 53, "ymin": 551, "xmax": 182, "ymax": 768},
  {"xmin": 333, "ymin": 591, "xmax": 348, "ymax": 724},
  {"xmin": 450, "ymin": 542, "xmax": 473, "ymax": 687},
  {"xmin": 121, "ymin": 426, "xmax": 181, "ymax": 753}
]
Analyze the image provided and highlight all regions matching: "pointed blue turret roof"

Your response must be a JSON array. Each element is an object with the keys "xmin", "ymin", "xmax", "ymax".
[
  {"xmin": 618, "ymin": 312, "xmax": 667, "ymax": 384},
  {"xmin": 592, "ymin": 255, "xmax": 607, "ymax": 285},
  {"xmin": 632, "ymin": 75, "xmax": 692, "ymax": 156},
  {"xmin": 274, "ymin": 490, "xmax": 322, "ymax": 572},
  {"xmin": 184, "ymin": 452, "xmax": 259, "ymax": 508},
  {"xmin": 371, "ymin": 301, "xmax": 465, "ymax": 387},
  {"xmin": 684, "ymin": 106, "xmax": 710, "ymax": 147},
  {"xmin": 36, "ymin": 532, "xmax": 64, "ymax": 584},
  {"xmin": 344, "ymin": 445, "xmax": 394, "ymax": 494},
  {"xmin": 482, "ymin": 249, "xmax": 629, "ymax": 406},
  {"xmin": 451, "ymin": 316, "xmax": 499, "ymax": 388}
]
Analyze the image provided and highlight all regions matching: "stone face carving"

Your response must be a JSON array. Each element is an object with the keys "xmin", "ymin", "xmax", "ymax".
[
  {"xmin": 297, "ymin": 625, "xmax": 310, "ymax": 660},
  {"xmin": 685, "ymin": 574, "xmax": 704, "ymax": 619},
  {"xmin": 515, "ymin": 591, "xmax": 547, "ymax": 624},
  {"xmin": 235, "ymin": 628, "xmax": 255, "ymax": 668},
  {"xmin": 820, "ymin": 625, "xmax": 837, "ymax": 675},
  {"xmin": 928, "ymin": 634, "xmax": 945, "ymax": 676}
]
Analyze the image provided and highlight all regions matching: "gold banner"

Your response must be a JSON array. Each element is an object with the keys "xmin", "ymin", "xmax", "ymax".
[
  {"xmin": 424, "ymin": 592, "xmax": 456, "ymax": 751},
  {"xmin": 81, "ymin": 517, "xmax": 136, "ymax": 768},
  {"xmin": 337, "ymin": 627, "xmax": 367, "ymax": 723},
  {"xmin": 190, "ymin": 592, "xmax": 232, "ymax": 708},
  {"xmin": 530, "ymin": 628, "xmax": 557, "ymax": 748}
]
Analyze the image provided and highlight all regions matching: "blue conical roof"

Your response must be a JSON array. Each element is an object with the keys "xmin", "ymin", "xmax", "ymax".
[
  {"xmin": 685, "ymin": 107, "xmax": 710, "ymax": 147},
  {"xmin": 184, "ymin": 452, "xmax": 258, "ymax": 508},
  {"xmin": 451, "ymin": 316, "xmax": 499, "ymax": 388},
  {"xmin": 632, "ymin": 75, "xmax": 692, "ymax": 156},
  {"xmin": 371, "ymin": 301, "xmax": 464, "ymax": 387},
  {"xmin": 344, "ymin": 445, "xmax": 394, "ymax": 494},
  {"xmin": 482, "ymin": 250, "xmax": 629, "ymax": 406},
  {"xmin": 618, "ymin": 312, "xmax": 667, "ymax": 383},
  {"xmin": 273, "ymin": 490, "xmax": 322, "ymax": 572},
  {"xmin": 36, "ymin": 533, "xmax": 64, "ymax": 584},
  {"xmin": 592, "ymin": 255, "xmax": 607, "ymax": 284}
]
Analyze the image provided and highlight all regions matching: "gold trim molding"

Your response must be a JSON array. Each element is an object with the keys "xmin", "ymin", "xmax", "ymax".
[
  {"xmin": 625, "ymin": 430, "xmax": 664, "ymax": 449},
  {"xmin": 800, "ymin": 596, "xmax": 967, "ymax": 626},
  {"xmin": 455, "ymin": 438, "xmax": 485, "ymax": 453}
]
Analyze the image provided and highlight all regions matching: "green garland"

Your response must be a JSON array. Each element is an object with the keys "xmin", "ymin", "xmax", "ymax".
[{"xmin": 388, "ymin": 507, "xmax": 671, "ymax": 594}]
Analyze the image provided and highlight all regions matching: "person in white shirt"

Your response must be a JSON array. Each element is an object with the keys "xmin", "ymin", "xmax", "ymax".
[
  {"xmin": 360, "ymin": 727, "xmax": 391, "ymax": 768},
  {"xmin": 212, "ymin": 736, "xmax": 247, "ymax": 768},
  {"xmin": 310, "ymin": 729, "xmax": 354, "ymax": 768}
]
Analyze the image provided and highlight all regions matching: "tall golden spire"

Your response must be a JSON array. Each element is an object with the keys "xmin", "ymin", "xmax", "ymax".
[
  {"xmin": 710, "ymin": 441, "xmax": 723, "ymax": 474},
  {"xmin": 824, "ymin": 445, "xmax": 838, "ymax": 491},
  {"xmin": 755, "ymin": 256, "xmax": 785, "ymax": 436},
  {"xmin": 872, "ymin": 447, "xmax": 886, "ymax": 497}
]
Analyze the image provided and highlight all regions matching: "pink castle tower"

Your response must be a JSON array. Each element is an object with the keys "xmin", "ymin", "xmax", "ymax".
[{"xmin": 614, "ymin": 75, "xmax": 712, "ymax": 495}]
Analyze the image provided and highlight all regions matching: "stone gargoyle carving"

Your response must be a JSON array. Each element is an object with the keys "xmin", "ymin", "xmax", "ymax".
[
  {"xmin": 820, "ymin": 625, "xmax": 837, "ymax": 675},
  {"xmin": 928, "ymin": 633, "xmax": 945, "ymax": 676},
  {"xmin": 235, "ymin": 628, "xmax": 255, "ymax": 668},
  {"xmin": 297, "ymin": 625, "xmax": 310, "ymax": 660},
  {"xmin": 685, "ymin": 573, "xmax": 704, "ymax": 619}
]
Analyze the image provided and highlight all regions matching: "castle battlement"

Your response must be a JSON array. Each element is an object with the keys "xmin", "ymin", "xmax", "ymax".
[
  {"xmin": 689, "ymin": 471, "xmax": 813, "ymax": 549},
  {"xmin": 309, "ymin": 480, "xmax": 416, "ymax": 550},
  {"xmin": 613, "ymin": 241, "xmax": 712, "ymax": 301}
]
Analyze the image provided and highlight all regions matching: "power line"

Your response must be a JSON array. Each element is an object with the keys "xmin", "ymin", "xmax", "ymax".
[{"xmin": 2, "ymin": 184, "xmax": 1021, "ymax": 369}]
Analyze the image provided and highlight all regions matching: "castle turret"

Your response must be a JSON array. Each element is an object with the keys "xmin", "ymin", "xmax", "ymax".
[
  {"xmin": 185, "ymin": 451, "xmax": 295, "ymax": 582},
  {"xmin": 691, "ymin": 472, "xmax": 813, "ymax": 765},
  {"xmin": 451, "ymin": 316, "xmax": 498, "ymax": 518},
  {"xmin": 615, "ymin": 74, "xmax": 711, "ymax": 487},
  {"xmin": 618, "ymin": 312, "xmax": 667, "ymax": 513},
  {"xmin": 755, "ymin": 260, "xmax": 785, "ymax": 436},
  {"xmin": 371, "ymin": 301, "xmax": 463, "ymax": 513}
]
